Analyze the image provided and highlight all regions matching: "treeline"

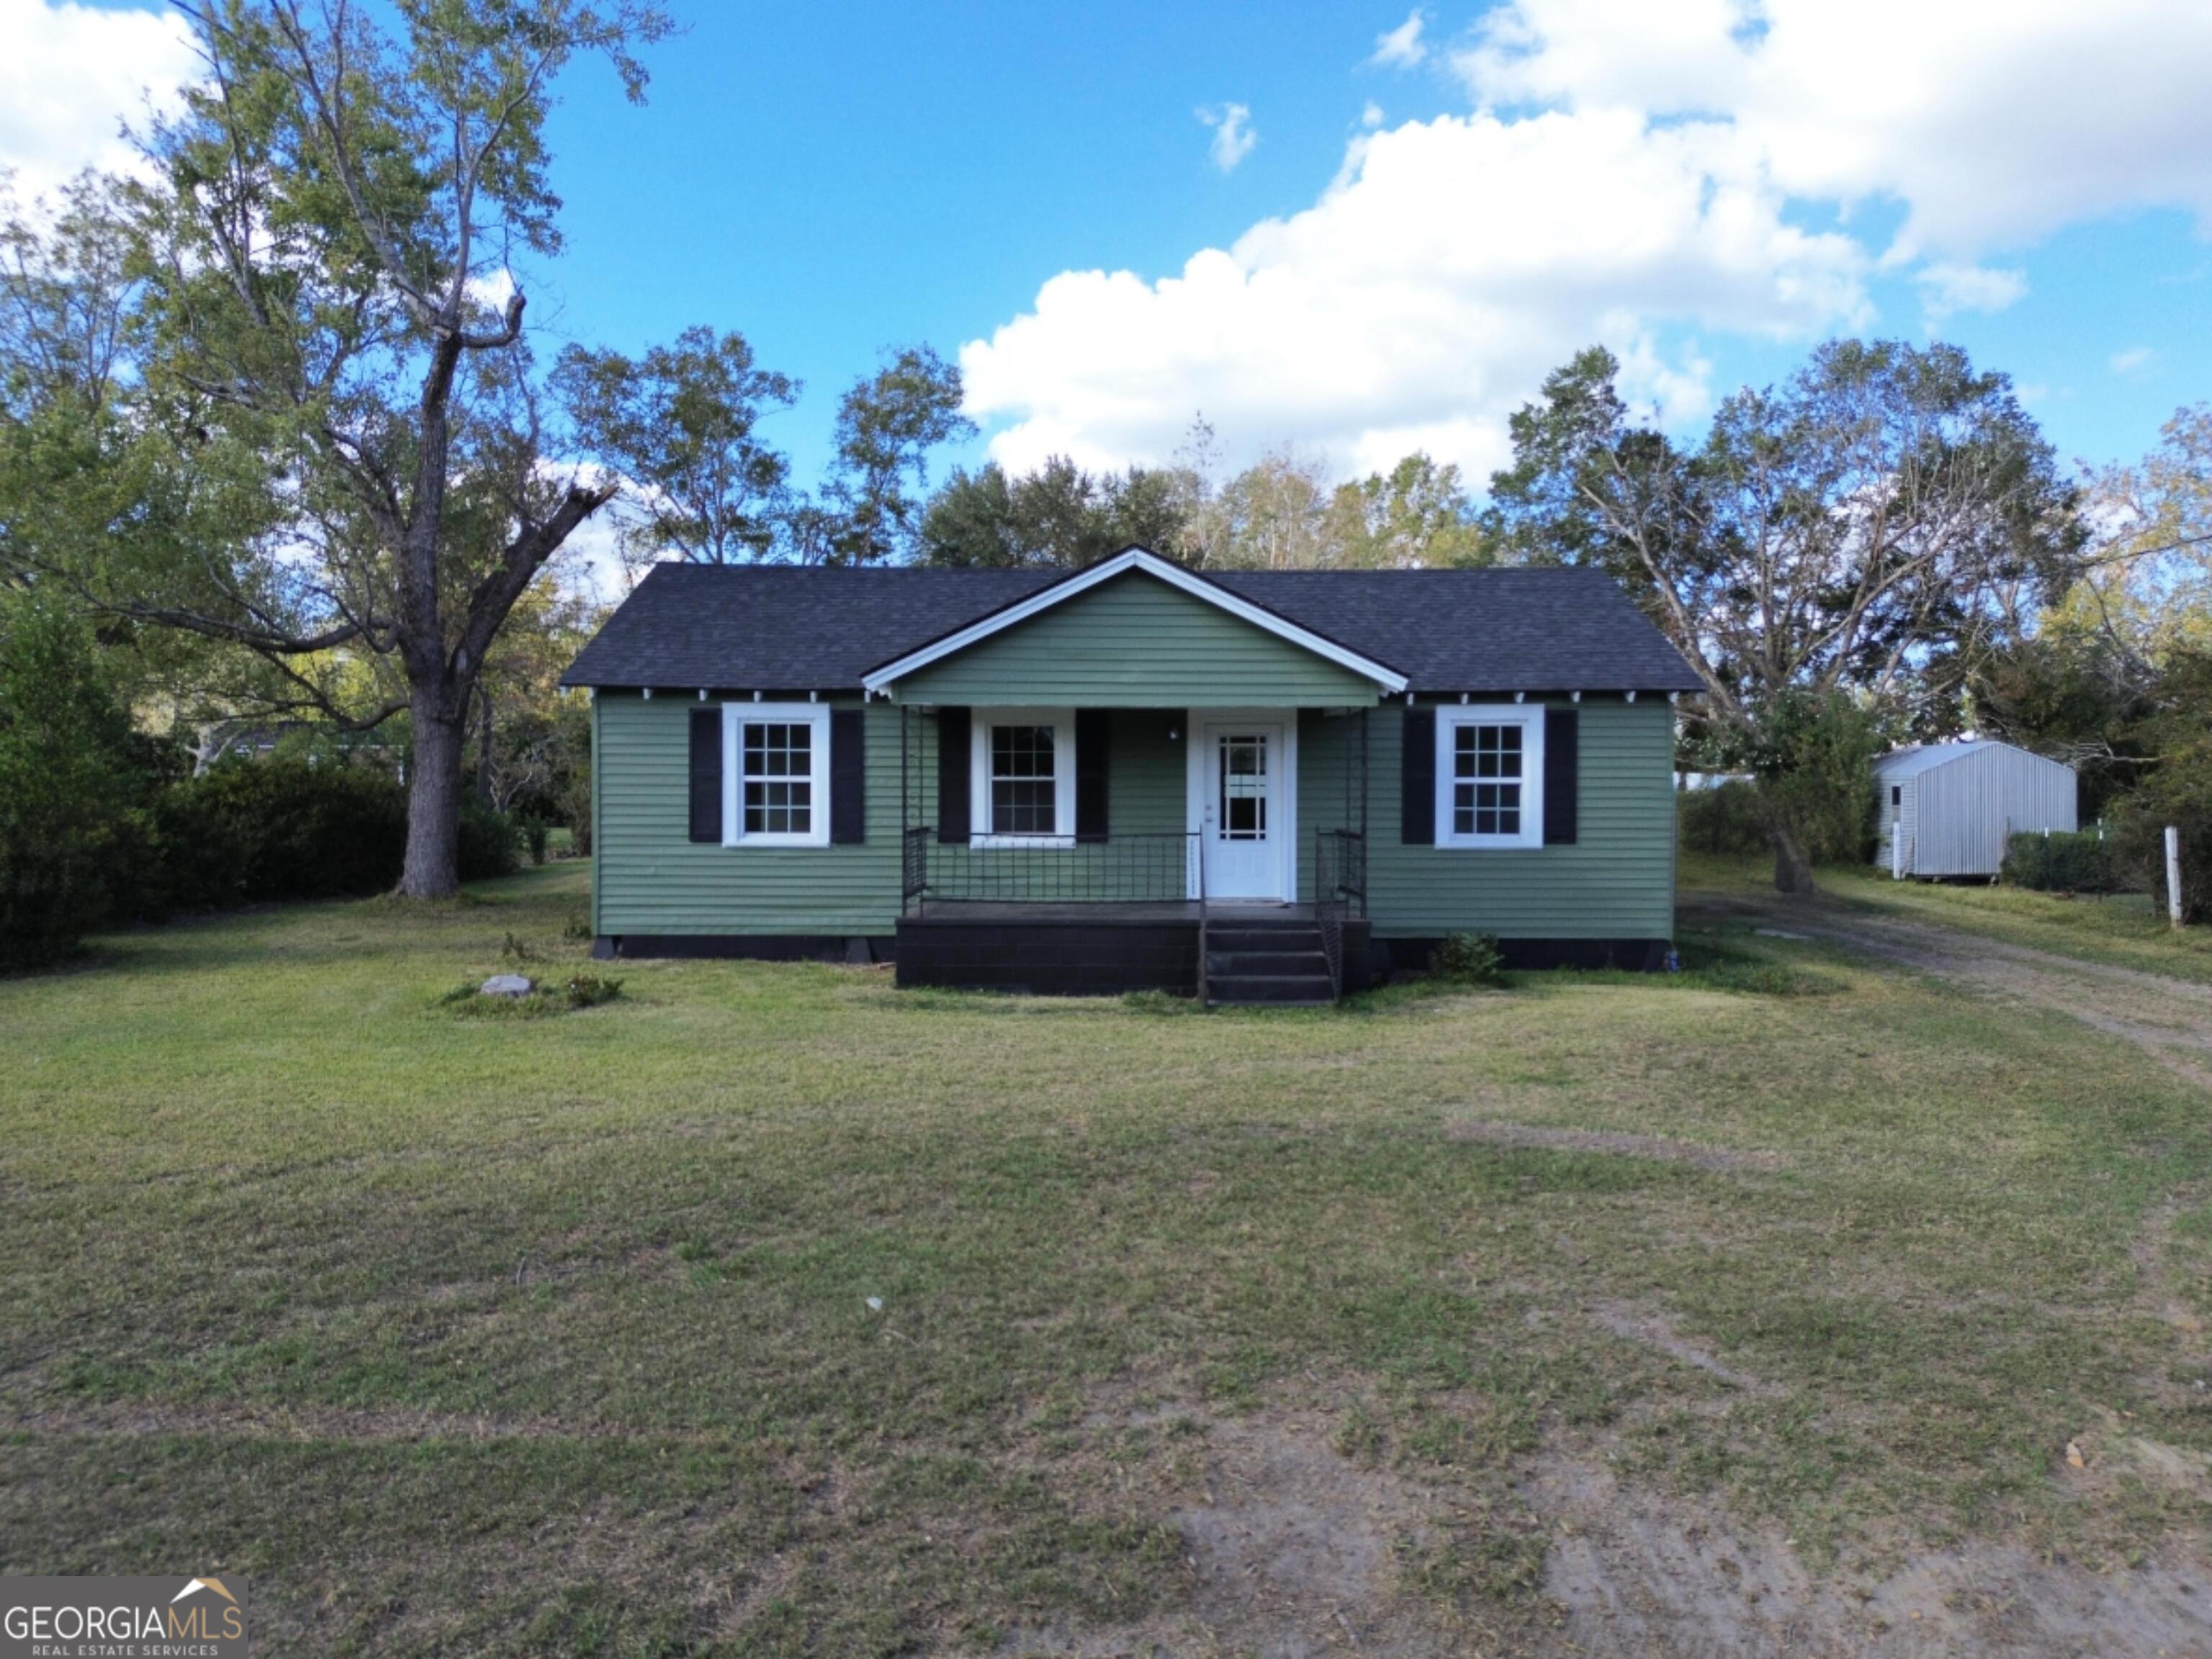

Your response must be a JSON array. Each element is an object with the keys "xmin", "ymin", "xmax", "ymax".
[{"xmin": 917, "ymin": 441, "xmax": 1488, "ymax": 571}]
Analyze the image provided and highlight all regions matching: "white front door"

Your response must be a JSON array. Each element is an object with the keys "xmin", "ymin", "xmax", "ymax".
[{"xmin": 1198, "ymin": 721, "xmax": 1288, "ymax": 900}]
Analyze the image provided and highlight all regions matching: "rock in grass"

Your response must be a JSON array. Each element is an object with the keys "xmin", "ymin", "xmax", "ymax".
[{"xmin": 480, "ymin": 974, "xmax": 534, "ymax": 998}]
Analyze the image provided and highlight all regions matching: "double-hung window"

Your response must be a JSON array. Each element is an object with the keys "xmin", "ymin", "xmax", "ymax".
[
  {"xmin": 724, "ymin": 703, "xmax": 830, "ymax": 847},
  {"xmin": 1437, "ymin": 706, "xmax": 1544, "ymax": 849},
  {"xmin": 970, "ymin": 709, "xmax": 1076, "ymax": 845}
]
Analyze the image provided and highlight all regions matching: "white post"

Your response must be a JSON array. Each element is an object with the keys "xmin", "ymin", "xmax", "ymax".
[
  {"xmin": 1891, "ymin": 831, "xmax": 1903, "ymax": 881},
  {"xmin": 2167, "ymin": 825, "xmax": 2185, "ymax": 930}
]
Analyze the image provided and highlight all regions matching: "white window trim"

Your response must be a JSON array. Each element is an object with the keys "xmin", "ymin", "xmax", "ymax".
[
  {"xmin": 724, "ymin": 702, "xmax": 831, "ymax": 848},
  {"xmin": 971, "ymin": 706, "xmax": 1077, "ymax": 848},
  {"xmin": 1437, "ymin": 705, "xmax": 1545, "ymax": 850}
]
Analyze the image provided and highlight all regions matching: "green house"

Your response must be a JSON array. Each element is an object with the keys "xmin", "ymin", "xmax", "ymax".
[{"xmin": 561, "ymin": 549, "xmax": 1701, "ymax": 1002}]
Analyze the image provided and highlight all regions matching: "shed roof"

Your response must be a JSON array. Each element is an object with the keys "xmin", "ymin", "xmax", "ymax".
[
  {"xmin": 1874, "ymin": 740, "xmax": 2072, "ymax": 781},
  {"xmin": 561, "ymin": 557, "xmax": 1706, "ymax": 696}
]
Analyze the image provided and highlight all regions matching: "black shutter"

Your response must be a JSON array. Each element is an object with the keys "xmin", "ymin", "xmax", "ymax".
[
  {"xmin": 1401, "ymin": 706, "xmax": 1436, "ymax": 845},
  {"xmin": 688, "ymin": 706, "xmax": 721, "ymax": 844},
  {"xmin": 937, "ymin": 706, "xmax": 971, "ymax": 844},
  {"xmin": 1074, "ymin": 709, "xmax": 1110, "ymax": 842},
  {"xmin": 830, "ymin": 707, "xmax": 866, "ymax": 845},
  {"xmin": 1544, "ymin": 706, "xmax": 1579, "ymax": 845}
]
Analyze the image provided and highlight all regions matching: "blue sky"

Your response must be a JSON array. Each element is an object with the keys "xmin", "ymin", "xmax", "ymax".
[{"xmin": 9, "ymin": 0, "xmax": 2212, "ymax": 493}]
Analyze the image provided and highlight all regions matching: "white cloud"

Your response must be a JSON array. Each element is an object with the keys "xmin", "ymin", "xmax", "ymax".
[
  {"xmin": 1915, "ymin": 261, "xmax": 2028, "ymax": 324},
  {"xmin": 2110, "ymin": 346, "xmax": 2155, "ymax": 376},
  {"xmin": 0, "ymin": 1, "xmax": 198, "ymax": 207},
  {"xmin": 1360, "ymin": 101, "xmax": 1385, "ymax": 130},
  {"xmin": 1370, "ymin": 9, "xmax": 1428, "ymax": 69},
  {"xmin": 1452, "ymin": 0, "xmax": 2212, "ymax": 264},
  {"xmin": 966, "ymin": 0, "xmax": 2212, "ymax": 483},
  {"xmin": 1197, "ymin": 103, "xmax": 1256, "ymax": 173},
  {"xmin": 966, "ymin": 109, "xmax": 1866, "ymax": 479}
]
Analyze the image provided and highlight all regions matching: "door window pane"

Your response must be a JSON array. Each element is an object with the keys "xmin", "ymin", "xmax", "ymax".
[{"xmin": 1218, "ymin": 734, "xmax": 1268, "ymax": 841}]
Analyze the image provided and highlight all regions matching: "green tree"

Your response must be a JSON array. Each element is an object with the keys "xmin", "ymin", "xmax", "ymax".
[
  {"xmin": 1323, "ymin": 453, "xmax": 1491, "ymax": 568},
  {"xmin": 920, "ymin": 455, "xmax": 1187, "ymax": 568},
  {"xmin": 73, "ymin": 0, "xmax": 671, "ymax": 897},
  {"xmin": 553, "ymin": 325, "xmax": 797, "ymax": 569},
  {"xmin": 0, "ymin": 591, "xmax": 148, "ymax": 966},
  {"xmin": 788, "ymin": 346, "xmax": 973, "ymax": 563},
  {"xmin": 1488, "ymin": 341, "xmax": 2082, "ymax": 893}
]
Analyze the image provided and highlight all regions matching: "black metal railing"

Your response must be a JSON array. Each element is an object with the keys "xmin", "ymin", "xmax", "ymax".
[
  {"xmin": 902, "ymin": 831, "xmax": 1200, "ymax": 913},
  {"xmin": 1313, "ymin": 828, "xmax": 1368, "ymax": 1001},
  {"xmin": 902, "ymin": 824, "xmax": 931, "ymax": 910}
]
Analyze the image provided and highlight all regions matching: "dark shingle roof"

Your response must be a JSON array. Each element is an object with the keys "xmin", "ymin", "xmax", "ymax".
[{"xmin": 561, "ymin": 560, "xmax": 1704, "ymax": 695}]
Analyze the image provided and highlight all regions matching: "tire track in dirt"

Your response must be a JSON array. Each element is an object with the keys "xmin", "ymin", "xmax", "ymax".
[{"xmin": 1691, "ymin": 895, "xmax": 2212, "ymax": 1092}]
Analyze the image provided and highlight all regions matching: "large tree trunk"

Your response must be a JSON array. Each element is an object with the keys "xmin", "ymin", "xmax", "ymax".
[
  {"xmin": 1769, "ymin": 822, "xmax": 1817, "ymax": 897},
  {"xmin": 398, "ymin": 683, "xmax": 467, "ymax": 898}
]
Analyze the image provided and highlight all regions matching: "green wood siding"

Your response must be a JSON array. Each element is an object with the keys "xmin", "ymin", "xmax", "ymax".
[
  {"xmin": 591, "ymin": 691, "xmax": 1676, "ymax": 942},
  {"xmin": 594, "ymin": 691, "xmax": 903, "ymax": 936},
  {"xmin": 592, "ymin": 698, "xmax": 1193, "ymax": 934},
  {"xmin": 1298, "ymin": 700, "xmax": 1677, "ymax": 939},
  {"xmin": 892, "ymin": 571, "xmax": 1383, "ymax": 707}
]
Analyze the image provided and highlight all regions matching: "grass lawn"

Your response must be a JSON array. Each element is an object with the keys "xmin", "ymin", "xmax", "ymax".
[
  {"xmin": 1683, "ymin": 848, "xmax": 2212, "ymax": 983},
  {"xmin": 5, "ymin": 862, "xmax": 2212, "ymax": 1653}
]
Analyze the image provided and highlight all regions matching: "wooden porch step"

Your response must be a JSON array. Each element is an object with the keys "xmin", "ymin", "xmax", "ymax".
[
  {"xmin": 1205, "ymin": 949, "xmax": 1328, "ymax": 977},
  {"xmin": 1206, "ymin": 973, "xmax": 1337, "ymax": 1005},
  {"xmin": 1204, "ymin": 916, "xmax": 1337, "ymax": 1005}
]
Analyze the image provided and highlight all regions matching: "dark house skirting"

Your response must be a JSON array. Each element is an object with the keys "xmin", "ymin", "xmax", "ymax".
[
  {"xmin": 593, "ymin": 934, "xmax": 893, "ymax": 964},
  {"xmin": 895, "ymin": 917, "xmax": 1205, "ymax": 997},
  {"xmin": 593, "ymin": 928, "xmax": 1667, "ymax": 983}
]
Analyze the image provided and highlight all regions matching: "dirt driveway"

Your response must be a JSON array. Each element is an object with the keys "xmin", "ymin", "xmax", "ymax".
[{"xmin": 1688, "ymin": 891, "xmax": 2212, "ymax": 1092}]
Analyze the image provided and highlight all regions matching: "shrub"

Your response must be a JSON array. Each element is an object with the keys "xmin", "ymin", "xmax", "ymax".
[
  {"xmin": 520, "ymin": 814, "xmax": 551, "ymax": 866},
  {"xmin": 147, "ymin": 758, "xmax": 408, "ymax": 910},
  {"xmin": 2003, "ymin": 830, "xmax": 2125, "ymax": 894},
  {"xmin": 1431, "ymin": 931, "xmax": 1505, "ymax": 986},
  {"xmin": 458, "ymin": 796, "xmax": 521, "ymax": 881},
  {"xmin": 0, "ymin": 594, "xmax": 148, "ymax": 968},
  {"xmin": 440, "ymin": 972, "xmax": 621, "ymax": 1019},
  {"xmin": 1676, "ymin": 781, "xmax": 1767, "ymax": 856}
]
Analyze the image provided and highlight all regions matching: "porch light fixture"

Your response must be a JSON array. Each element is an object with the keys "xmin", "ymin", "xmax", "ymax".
[
  {"xmin": 642, "ymin": 687, "xmax": 652, "ymax": 699},
  {"xmin": 1626, "ymin": 691, "xmax": 1639, "ymax": 703},
  {"xmin": 1513, "ymin": 691, "xmax": 1526, "ymax": 703},
  {"xmin": 1570, "ymin": 691, "xmax": 1582, "ymax": 703}
]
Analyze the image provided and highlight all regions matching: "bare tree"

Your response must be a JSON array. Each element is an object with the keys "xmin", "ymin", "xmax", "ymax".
[{"xmin": 93, "ymin": 0, "xmax": 670, "ymax": 895}]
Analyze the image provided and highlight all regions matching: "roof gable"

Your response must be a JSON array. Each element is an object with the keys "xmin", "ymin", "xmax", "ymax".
[{"xmin": 860, "ymin": 549, "xmax": 1408, "ymax": 696}]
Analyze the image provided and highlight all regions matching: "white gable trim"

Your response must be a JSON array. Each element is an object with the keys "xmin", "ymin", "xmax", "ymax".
[{"xmin": 859, "ymin": 548, "xmax": 1409, "ymax": 696}]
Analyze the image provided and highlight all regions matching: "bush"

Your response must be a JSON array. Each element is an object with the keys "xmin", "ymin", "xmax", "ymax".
[
  {"xmin": 458, "ymin": 796, "xmax": 521, "ymax": 881},
  {"xmin": 1677, "ymin": 781, "xmax": 1768, "ymax": 856},
  {"xmin": 2003, "ymin": 830, "xmax": 2125, "ymax": 894},
  {"xmin": 1431, "ymin": 931, "xmax": 1506, "ymax": 986},
  {"xmin": 146, "ymin": 758, "xmax": 408, "ymax": 911},
  {"xmin": 0, "ymin": 594, "xmax": 149, "ymax": 968}
]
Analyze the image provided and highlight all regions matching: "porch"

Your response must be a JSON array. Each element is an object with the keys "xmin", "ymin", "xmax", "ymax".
[{"xmin": 891, "ymin": 705, "xmax": 1372, "ymax": 1001}]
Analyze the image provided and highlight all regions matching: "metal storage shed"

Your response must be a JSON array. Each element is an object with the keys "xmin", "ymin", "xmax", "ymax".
[{"xmin": 1874, "ymin": 741, "xmax": 2078, "ymax": 878}]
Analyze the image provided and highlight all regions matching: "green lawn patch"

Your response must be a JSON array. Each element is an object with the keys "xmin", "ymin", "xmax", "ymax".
[{"xmin": 4, "ymin": 862, "xmax": 2209, "ymax": 1653}]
